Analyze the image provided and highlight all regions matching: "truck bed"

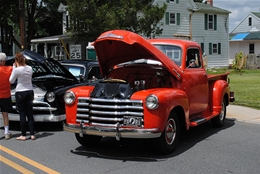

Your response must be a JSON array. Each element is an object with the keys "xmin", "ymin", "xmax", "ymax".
[{"xmin": 207, "ymin": 72, "xmax": 230, "ymax": 81}]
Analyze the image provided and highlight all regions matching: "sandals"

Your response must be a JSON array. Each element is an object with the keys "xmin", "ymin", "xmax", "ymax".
[
  {"xmin": 16, "ymin": 135, "xmax": 36, "ymax": 141},
  {"xmin": 31, "ymin": 135, "xmax": 36, "ymax": 140},
  {"xmin": 16, "ymin": 136, "xmax": 26, "ymax": 141}
]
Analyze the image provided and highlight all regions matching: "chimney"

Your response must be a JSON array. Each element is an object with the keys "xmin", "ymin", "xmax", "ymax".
[{"xmin": 207, "ymin": 0, "xmax": 213, "ymax": 6}]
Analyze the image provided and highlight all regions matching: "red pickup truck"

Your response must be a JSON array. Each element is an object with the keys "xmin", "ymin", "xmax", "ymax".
[{"xmin": 63, "ymin": 30, "xmax": 235, "ymax": 154}]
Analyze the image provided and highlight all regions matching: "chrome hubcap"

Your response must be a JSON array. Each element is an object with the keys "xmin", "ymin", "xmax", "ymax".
[
  {"xmin": 165, "ymin": 118, "xmax": 176, "ymax": 145},
  {"xmin": 219, "ymin": 102, "xmax": 225, "ymax": 121}
]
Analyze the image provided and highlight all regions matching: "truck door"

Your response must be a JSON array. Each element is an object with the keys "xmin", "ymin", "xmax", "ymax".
[{"xmin": 184, "ymin": 48, "xmax": 208, "ymax": 116}]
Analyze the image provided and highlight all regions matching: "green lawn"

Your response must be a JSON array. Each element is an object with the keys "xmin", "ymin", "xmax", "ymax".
[{"xmin": 208, "ymin": 69, "xmax": 260, "ymax": 110}]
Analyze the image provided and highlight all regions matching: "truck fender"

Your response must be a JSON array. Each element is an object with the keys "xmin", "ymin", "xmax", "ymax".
[
  {"xmin": 210, "ymin": 80, "xmax": 230, "ymax": 113},
  {"xmin": 151, "ymin": 89, "xmax": 189, "ymax": 132},
  {"xmin": 132, "ymin": 88, "xmax": 189, "ymax": 130}
]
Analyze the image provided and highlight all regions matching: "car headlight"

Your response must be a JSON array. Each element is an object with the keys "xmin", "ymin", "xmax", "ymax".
[
  {"xmin": 64, "ymin": 91, "xmax": 76, "ymax": 105},
  {"xmin": 146, "ymin": 95, "xmax": 159, "ymax": 110},
  {"xmin": 46, "ymin": 92, "xmax": 55, "ymax": 103}
]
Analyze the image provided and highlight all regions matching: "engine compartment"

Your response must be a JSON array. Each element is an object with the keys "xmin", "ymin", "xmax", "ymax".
[{"xmin": 90, "ymin": 64, "xmax": 175, "ymax": 99}]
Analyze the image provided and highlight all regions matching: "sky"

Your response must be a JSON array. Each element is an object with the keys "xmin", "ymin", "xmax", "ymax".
[{"xmin": 212, "ymin": 0, "xmax": 260, "ymax": 31}]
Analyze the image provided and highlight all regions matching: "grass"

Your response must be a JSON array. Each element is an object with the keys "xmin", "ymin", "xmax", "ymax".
[{"xmin": 207, "ymin": 69, "xmax": 260, "ymax": 110}]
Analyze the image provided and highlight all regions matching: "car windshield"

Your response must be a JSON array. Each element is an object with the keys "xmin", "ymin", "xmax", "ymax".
[
  {"xmin": 62, "ymin": 65, "xmax": 85, "ymax": 80},
  {"xmin": 153, "ymin": 44, "xmax": 182, "ymax": 66}
]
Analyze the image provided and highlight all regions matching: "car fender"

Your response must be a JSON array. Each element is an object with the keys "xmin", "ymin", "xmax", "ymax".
[{"xmin": 131, "ymin": 88, "xmax": 189, "ymax": 131}]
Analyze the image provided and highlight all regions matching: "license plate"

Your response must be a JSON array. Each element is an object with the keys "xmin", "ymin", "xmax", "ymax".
[{"xmin": 123, "ymin": 116, "xmax": 142, "ymax": 126}]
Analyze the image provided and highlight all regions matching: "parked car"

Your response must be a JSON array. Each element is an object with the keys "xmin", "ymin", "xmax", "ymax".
[
  {"xmin": 5, "ymin": 50, "xmax": 101, "ymax": 122},
  {"xmin": 59, "ymin": 59, "xmax": 102, "ymax": 82}
]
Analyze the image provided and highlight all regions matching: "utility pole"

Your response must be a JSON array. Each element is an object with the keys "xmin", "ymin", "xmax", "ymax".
[{"xmin": 19, "ymin": 0, "xmax": 26, "ymax": 50}]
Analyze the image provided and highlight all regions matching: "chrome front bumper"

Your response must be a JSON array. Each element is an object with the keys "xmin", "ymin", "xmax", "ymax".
[
  {"xmin": 63, "ymin": 123, "xmax": 162, "ymax": 139},
  {"xmin": 7, "ymin": 113, "xmax": 66, "ymax": 122},
  {"xmin": 6, "ymin": 100, "xmax": 66, "ymax": 122}
]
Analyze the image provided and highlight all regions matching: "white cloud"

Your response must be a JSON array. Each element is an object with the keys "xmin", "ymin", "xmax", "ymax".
[{"xmin": 212, "ymin": 0, "xmax": 260, "ymax": 31}]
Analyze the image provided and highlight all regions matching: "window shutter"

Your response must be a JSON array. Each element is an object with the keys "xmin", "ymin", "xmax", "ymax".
[
  {"xmin": 176, "ymin": 0, "xmax": 179, "ymax": 3},
  {"xmin": 165, "ymin": 12, "xmax": 169, "ymax": 25},
  {"xmin": 201, "ymin": 43, "xmax": 204, "ymax": 54},
  {"xmin": 166, "ymin": 0, "xmax": 170, "ymax": 3},
  {"xmin": 204, "ymin": 14, "xmax": 208, "ymax": 30},
  {"xmin": 177, "ymin": 13, "xmax": 180, "ymax": 25},
  {"xmin": 218, "ymin": 43, "xmax": 221, "ymax": 54},
  {"xmin": 214, "ymin": 14, "xmax": 217, "ymax": 30},
  {"xmin": 209, "ymin": 43, "xmax": 212, "ymax": 55}
]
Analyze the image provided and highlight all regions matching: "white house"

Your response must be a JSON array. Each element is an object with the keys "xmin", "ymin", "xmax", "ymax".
[
  {"xmin": 153, "ymin": 0, "xmax": 230, "ymax": 68},
  {"xmin": 30, "ymin": 0, "xmax": 231, "ymax": 67},
  {"xmin": 229, "ymin": 12, "xmax": 260, "ymax": 63}
]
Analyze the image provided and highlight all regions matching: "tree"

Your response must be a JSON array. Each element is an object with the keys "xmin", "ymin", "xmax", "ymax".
[
  {"xmin": 0, "ymin": 1, "xmax": 19, "ymax": 55},
  {"xmin": 0, "ymin": 0, "xmax": 65, "ymax": 54},
  {"xmin": 66, "ymin": 0, "xmax": 167, "ymax": 41}
]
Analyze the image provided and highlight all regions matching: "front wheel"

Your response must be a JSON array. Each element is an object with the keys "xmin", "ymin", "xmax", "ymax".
[
  {"xmin": 75, "ymin": 133, "xmax": 102, "ymax": 147},
  {"xmin": 153, "ymin": 112, "xmax": 180, "ymax": 154},
  {"xmin": 211, "ymin": 99, "xmax": 226, "ymax": 128}
]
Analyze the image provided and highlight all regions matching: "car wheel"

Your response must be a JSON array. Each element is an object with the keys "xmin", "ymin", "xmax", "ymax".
[
  {"xmin": 153, "ymin": 112, "xmax": 180, "ymax": 154},
  {"xmin": 75, "ymin": 133, "xmax": 102, "ymax": 147},
  {"xmin": 211, "ymin": 99, "xmax": 226, "ymax": 128}
]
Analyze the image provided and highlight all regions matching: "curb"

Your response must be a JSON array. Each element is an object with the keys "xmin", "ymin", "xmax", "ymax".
[{"xmin": 227, "ymin": 105, "xmax": 260, "ymax": 124}]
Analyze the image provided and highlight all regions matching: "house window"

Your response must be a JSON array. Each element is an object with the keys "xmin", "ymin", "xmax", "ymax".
[
  {"xmin": 165, "ymin": 12, "xmax": 180, "ymax": 25},
  {"xmin": 205, "ymin": 14, "xmax": 217, "ymax": 30},
  {"xmin": 209, "ymin": 43, "xmax": 221, "ymax": 55},
  {"xmin": 201, "ymin": 43, "xmax": 204, "ymax": 54},
  {"xmin": 170, "ymin": 0, "xmax": 175, "ymax": 2},
  {"xmin": 248, "ymin": 17, "xmax": 252, "ymax": 26},
  {"xmin": 249, "ymin": 43, "xmax": 254, "ymax": 54},
  {"xmin": 212, "ymin": 43, "xmax": 218, "ymax": 54},
  {"xmin": 208, "ymin": 15, "xmax": 214, "ymax": 29},
  {"xmin": 170, "ymin": 13, "xmax": 176, "ymax": 24}
]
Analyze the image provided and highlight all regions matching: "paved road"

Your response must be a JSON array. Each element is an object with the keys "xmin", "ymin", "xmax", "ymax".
[{"xmin": 0, "ymin": 105, "xmax": 260, "ymax": 174}]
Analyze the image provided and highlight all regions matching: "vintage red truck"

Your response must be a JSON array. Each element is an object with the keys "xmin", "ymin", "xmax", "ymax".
[{"xmin": 63, "ymin": 30, "xmax": 235, "ymax": 154}]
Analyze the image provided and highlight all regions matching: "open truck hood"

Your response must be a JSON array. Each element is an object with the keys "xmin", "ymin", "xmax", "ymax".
[
  {"xmin": 6, "ymin": 50, "xmax": 78, "ymax": 82},
  {"xmin": 94, "ymin": 30, "xmax": 182, "ymax": 80}
]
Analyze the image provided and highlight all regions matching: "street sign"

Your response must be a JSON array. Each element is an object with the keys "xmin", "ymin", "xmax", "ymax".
[{"xmin": 70, "ymin": 45, "xmax": 81, "ymax": 59}]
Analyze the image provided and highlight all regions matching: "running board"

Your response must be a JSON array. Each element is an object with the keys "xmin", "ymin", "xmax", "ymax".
[
  {"xmin": 189, "ymin": 112, "xmax": 219, "ymax": 127},
  {"xmin": 189, "ymin": 117, "xmax": 207, "ymax": 127}
]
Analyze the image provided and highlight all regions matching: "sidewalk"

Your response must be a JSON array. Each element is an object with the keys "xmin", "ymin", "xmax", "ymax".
[{"xmin": 226, "ymin": 105, "xmax": 260, "ymax": 125}]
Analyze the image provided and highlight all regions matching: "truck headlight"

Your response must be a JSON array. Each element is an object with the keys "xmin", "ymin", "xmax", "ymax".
[
  {"xmin": 64, "ymin": 91, "xmax": 76, "ymax": 105},
  {"xmin": 46, "ymin": 92, "xmax": 55, "ymax": 103},
  {"xmin": 146, "ymin": 95, "xmax": 159, "ymax": 110}
]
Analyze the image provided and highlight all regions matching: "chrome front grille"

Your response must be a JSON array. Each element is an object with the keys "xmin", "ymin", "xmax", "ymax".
[{"xmin": 76, "ymin": 97, "xmax": 144, "ymax": 126}]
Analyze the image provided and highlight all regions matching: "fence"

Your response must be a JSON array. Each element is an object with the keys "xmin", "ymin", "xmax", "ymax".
[{"xmin": 245, "ymin": 54, "xmax": 260, "ymax": 69}]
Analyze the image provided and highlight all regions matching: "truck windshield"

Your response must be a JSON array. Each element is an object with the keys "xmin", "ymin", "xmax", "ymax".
[{"xmin": 153, "ymin": 44, "xmax": 182, "ymax": 66}]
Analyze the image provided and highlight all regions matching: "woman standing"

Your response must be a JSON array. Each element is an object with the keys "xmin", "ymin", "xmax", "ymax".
[
  {"xmin": 0, "ymin": 52, "xmax": 13, "ymax": 140},
  {"xmin": 9, "ymin": 52, "xmax": 36, "ymax": 140}
]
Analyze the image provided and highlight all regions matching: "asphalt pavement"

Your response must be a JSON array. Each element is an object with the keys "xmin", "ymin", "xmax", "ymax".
[{"xmin": 227, "ymin": 105, "xmax": 260, "ymax": 125}]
